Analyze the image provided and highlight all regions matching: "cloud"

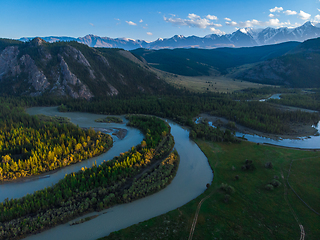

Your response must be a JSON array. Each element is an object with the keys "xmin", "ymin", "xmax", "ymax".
[
  {"xmin": 270, "ymin": 7, "xmax": 283, "ymax": 13},
  {"xmin": 269, "ymin": 14, "xmax": 275, "ymax": 18},
  {"xmin": 89, "ymin": 23, "xmax": 94, "ymax": 27},
  {"xmin": 314, "ymin": 15, "xmax": 320, "ymax": 22},
  {"xmin": 225, "ymin": 21, "xmax": 238, "ymax": 26},
  {"xmin": 139, "ymin": 19, "xmax": 143, "ymax": 23},
  {"xmin": 126, "ymin": 21, "xmax": 137, "ymax": 26},
  {"xmin": 283, "ymin": 10, "xmax": 297, "ymax": 15},
  {"xmin": 226, "ymin": 18, "xmax": 291, "ymax": 28},
  {"xmin": 224, "ymin": 18, "xmax": 231, "ymax": 21},
  {"xmin": 206, "ymin": 14, "xmax": 218, "ymax": 20},
  {"xmin": 146, "ymin": 32, "xmax": 153, "ymax": 35},
  {"xmin": 164, "ymin": 13, "xmax": 221, "ymax": 29},
  {"xmin": 297, "ymin": 10, "xmax": 311, "ymax": 20},
  {"xmin": 114, "ymin": 18, "xmax": 120, "ymax": 21},
  {"xmin": 210, "ymin": 27, "xmax": 225, "ymax": 35}
]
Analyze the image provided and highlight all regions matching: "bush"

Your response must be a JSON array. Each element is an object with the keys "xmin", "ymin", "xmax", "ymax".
[
  {"xmin": 265, "ymin": 184, "xmax": 274, "ymax": 191},
  {"xmin": 270, "ymin": 179, "xmax": 281, "ymax": 188},
  {"xmin": 242, "ymin": 160, "xmax": 255, "ymax": 171},
  {"xmin": 235, "ymin": 175, "xmax": 239, "ymax": 180},
  {"xmin": 220, "ymin": 183, "xmax": 235, "ymax": 194},
  {"xmin": 265, "ymin": 162, "xmax": 273, "ymax": 169}
]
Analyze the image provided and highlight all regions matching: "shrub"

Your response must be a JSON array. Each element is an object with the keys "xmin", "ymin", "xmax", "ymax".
[
  {"xmin": 265, "ymin": 162, "xmax": 273, "ymax": 169},
  {"xmin": 235, "ymin": 175, "xmax": 239, "ymax": 180},
  {"xmin": 242, "ymin": 160, "xmax": 255, "ymax": 171},
  {"xmin": 220, "ymin": 183, "xmax": 235, "ymax": 194},
  {"xmin": 265, "ymin": 184, "xmax": 274, "ymax": 191},
  {"xmin": 270, "ymin": 179, "xmax": 281, "ymax": 188}
]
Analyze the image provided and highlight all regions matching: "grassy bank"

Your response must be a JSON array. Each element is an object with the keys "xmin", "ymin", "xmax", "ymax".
[{"xmin": 100, "ymin": 141, "xmax": 320, "ymax": 240}]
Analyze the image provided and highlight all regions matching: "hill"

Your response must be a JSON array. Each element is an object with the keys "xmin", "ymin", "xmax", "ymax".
[
  {"xmin": 233, "ymin": 37, "xmax": 320, "ymax": 87},
  {"xmin": 131, "ymin": 41, "xmax": 300, "ymax": 76},
  {"xmin": 0, "ymin": 38, "xmax": 171, "ymax": 99}
]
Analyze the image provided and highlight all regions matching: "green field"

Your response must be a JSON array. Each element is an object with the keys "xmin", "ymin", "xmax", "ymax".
[{"xmin": 100, "ymin": 141, "xmax": 320, "ymax": 240}]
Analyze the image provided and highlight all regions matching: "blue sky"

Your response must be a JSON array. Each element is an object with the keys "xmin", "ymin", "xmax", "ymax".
[{"xmin": 1, "ymin": 0, "xmax": 319, "ymax": 41}]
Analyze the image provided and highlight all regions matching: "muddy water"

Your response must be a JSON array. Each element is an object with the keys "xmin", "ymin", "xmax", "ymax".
[{"xmin": 3, "ymin": 107, "xmax": 213, "ymax": 240}]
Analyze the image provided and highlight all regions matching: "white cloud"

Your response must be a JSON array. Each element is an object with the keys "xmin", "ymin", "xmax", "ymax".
[
  {"xmin": 126, "ymin": 21, "xmax": 137, "ymax": 26},
  {"xmin": 164, "ymin": 13, "xmax": 221, "ymax": 29},
  {"xmin": 269, "ymin": 14, "xmax": 275, "ymax": 18},
  {"xmin": 210, "ymin": 27, "xmax": 225, "ymax": 35},
  {"xmin": 314, "ymin": 15, "xmax": 320, "ymax": 22},
  {"xmin": 114, "ymin": 18, "xmax": 120, "ymax": 21},
  {"xmin": 297, "ymin": 10, "xmax": 311, "ymax": 20},
  {"xmin": 224, "ymin": 17, "xmax": 231, "ymax": 21},
  {"xmin": 318, "ymin": 8, "xmax": 320, "ymax": 12},
  {"xmin": 226, "ymin": 18, "xmax": 290, "ymax": 28},
  {"xmin": 283, "ymin": 10, "xmax": 297, "ymax": 15},
  {"xmin": 206, "ymin": 14, "xmax": 218, "ymax": 20},
  {"xmin": 225, "ymin": 21, "xmax": 238, "ymax": 26},
  {"xmin": 147, "ymin": 32, "xmax": 153, "ymax": 35},
  {"xmin": 270, "ymin": 7, "xmax": 283, "ymax": 13},
  {"xmin": 139, "ymin": 19, "xmax": 143, "ymax": 23},
  {"xmin": 89, "ymin": 23, "xmax": 94, "ymax": 27}
]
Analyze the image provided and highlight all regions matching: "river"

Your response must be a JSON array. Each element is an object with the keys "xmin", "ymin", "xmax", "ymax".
[
  {"xmin": 9, "ymin": 107, "xmax": 213, "ymax": 240},
  {"xmin": 4, "ymin": 106, "xmax": 319, "ymax": 239}
]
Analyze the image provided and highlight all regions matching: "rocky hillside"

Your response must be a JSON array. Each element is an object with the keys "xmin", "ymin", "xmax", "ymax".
[
  {"xmin": 233, "ymin": 37, "xmax": 320, "ymax": 88},
  {"xmin": 0, "ymin": 38, "xmax": 170, "ymax": 99}
]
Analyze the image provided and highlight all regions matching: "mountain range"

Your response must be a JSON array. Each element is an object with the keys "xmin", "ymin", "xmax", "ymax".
[{"xmin": 19, "ymin": 21, "xmax": 320, "ymax": 50}]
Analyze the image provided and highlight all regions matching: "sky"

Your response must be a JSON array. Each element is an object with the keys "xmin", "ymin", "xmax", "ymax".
[{"xmin": 1, "ymin": 0, "xmax": 320, "ymax": 41}]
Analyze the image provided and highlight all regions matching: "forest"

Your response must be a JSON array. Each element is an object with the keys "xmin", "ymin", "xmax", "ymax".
[
  {"xmin": 0, "ymin": 114, "xmax": 178, "ymax": 240},
  {"xmin": 268, "ymin": 90, "xmax": 320, "ymax": 111},
  {"xmin": 0, "ymin": 98, "xmax": 113, "ymax": 180},
  {"xmin": 56, "ymin": 91, "xmax": 320, "ymax": 135}
]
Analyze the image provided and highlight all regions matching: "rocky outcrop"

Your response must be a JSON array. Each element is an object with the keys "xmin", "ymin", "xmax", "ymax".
[
  {"xmin": 59, "ymin": 57, "xmax": 93, "ymax": 99},
  {"xmin": 19, "ymin": 54, "xmax": 50, "ymax": 92},
  {"xmin": 63, "ymin": 46, "xmax": 96, "ymax": 79},
  {"xmin": 107, "ymin": 84, "xmax": 119, "ymax": 96},
  {"xmin": 0, "ymin": 46, "xmax": 20, "ymax": 78}
]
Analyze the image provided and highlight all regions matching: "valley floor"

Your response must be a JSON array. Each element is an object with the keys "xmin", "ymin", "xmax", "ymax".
[{"xmin": 99, "ymin": 140, "xmax": 320, "ymax": 240}]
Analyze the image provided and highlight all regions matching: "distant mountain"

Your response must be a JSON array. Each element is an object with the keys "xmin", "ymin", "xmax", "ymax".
[
  {"xmin": 0, "ymin": 38, "xmax": 171, "ymax": 99},
  {"xmin": 19, "ymin": 22, "xmax": 320, "ymax": 50},
  {"xmin": 233, "ymin": 37, "xmax": 320, "ymax": 87}
]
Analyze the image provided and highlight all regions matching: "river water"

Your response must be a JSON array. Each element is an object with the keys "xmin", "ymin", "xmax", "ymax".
[{"xmin": 9, "ymin": 107, "xmax": 213, "ymax": 240}]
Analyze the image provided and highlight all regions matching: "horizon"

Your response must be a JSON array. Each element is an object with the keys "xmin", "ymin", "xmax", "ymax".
[
  {"xmin": 13, "ymin": 20, "xmax": 319, "ymax": 42},
  {"xmin": 1, "ymin": 0, "xmax": 319, "ymax": 41}
]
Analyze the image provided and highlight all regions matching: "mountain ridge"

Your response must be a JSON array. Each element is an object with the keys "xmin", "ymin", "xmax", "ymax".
[
  {"xmin": 0, "ymin": 39, "xmax": 172, "ymax": 99},
  {"xmin": 18, "ymin": 21, "xmax": 320, "ymax": 50}
]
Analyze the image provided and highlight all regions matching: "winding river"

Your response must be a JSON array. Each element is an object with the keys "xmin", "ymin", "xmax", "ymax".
[
  {"xmin": 2, "ymin": 106, "xmax": 319, "ymax": 240},
  {"xmin": 14, "ymin": 107, "xmax": 213, "ymax": 240}
]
